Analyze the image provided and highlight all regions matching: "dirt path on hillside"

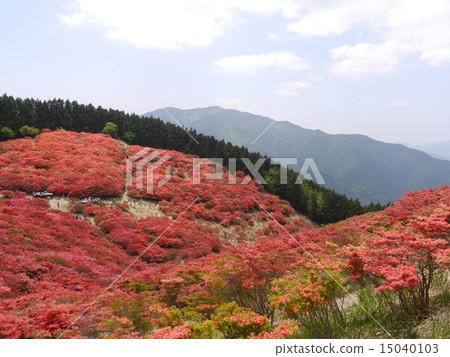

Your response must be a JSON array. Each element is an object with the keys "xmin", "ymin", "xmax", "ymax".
[
  {"xmin": 118, "ymin": 192, "xmax": 166, "ymax": 219},
  {"xmin": 27, "ymin": 191, "xmax": 166, "ymax": 221}
]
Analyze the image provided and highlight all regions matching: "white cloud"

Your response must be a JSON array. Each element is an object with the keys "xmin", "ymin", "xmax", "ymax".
[
  {"xmin": 212, "ymin": 51, "xmax": 309, "ymax": 74},
  {"xmin": 58, "ymin": 0, "xmax": 234, "ymax": 50},
  {"xmin": 324, "ymin": 0, "xmax": 450, "ymax": 77},
  {"xmin": 229, "ymin": 0, "xmax": 302, "ymax": 18},
  {"xmin": 287, "ymin": 2, "xmax": 378, "ymax": 37},
  {"xmin": 215, "ymin": 97, "xmax": 246, "ymax": 108},
  {"xmin": 389, "ymin": 99, "xmax": 412, "ymax": 108},
  {"xmin": 57, "ymin": 0, "xmax": 303, "ymax": 50},
  {"xmin": 56, "ymin": 0, "xmax": 309, "ymax": 50},
  {"xmin": 214, "ymin": 97, "xmax": 262, "ymax": 114},
  {"xmin": 57, "ymin": 12, "xmax": 83, "ymax": 27},
  {"xmin": 420, "ymin": 48, "xmax": 450, "ymax": 67},
  {"xmin": 329, "ymin": 41, "xmax": 406, "ymax": 78},
  {"xmin": 276, "ymin": 81, "xmax": 311, "ymax": 96}
]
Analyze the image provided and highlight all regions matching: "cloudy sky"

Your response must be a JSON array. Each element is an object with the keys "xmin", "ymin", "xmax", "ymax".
[{"xmin": 1, "ymin": 0, "xmax": 450, "ymax": 145}]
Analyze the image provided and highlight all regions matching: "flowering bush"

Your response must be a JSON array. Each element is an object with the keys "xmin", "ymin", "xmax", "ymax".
[{"xmin": 0, "ymin": 131, "xmax": 125, "ymax": 196}]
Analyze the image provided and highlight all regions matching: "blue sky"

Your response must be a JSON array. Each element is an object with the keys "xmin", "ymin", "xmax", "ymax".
[{"xmin": 1, "ymin": 0, "xmax": 449, "ymax": 145}]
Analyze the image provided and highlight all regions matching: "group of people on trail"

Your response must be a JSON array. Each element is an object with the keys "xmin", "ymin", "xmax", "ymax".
[
  {"xmin": 80, "ymin": 196, "xmax": 101, "ymax": 203},
  {"xmin": 32, "ymin": 191, "xmax": 53, "ymax": 197}
]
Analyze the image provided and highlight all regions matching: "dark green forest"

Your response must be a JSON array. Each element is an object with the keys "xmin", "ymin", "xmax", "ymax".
[{"xmin": 0, "ymin": 94, "xmax": 383, "ymax": 224}]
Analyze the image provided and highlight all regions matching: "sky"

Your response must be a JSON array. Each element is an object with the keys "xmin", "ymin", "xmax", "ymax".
[{"xmin": 1, "ymin": 0, "xmax": 450, "ymax": 146}]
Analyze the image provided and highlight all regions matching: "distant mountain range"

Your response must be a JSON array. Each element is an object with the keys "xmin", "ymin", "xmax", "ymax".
[
  {"xmin": 412, "ymin": 140, "xmax": 450, "ymax": 161},
  {"xmin": 143, "ymin": 107, "xmax": 450, "ymax": 204}
]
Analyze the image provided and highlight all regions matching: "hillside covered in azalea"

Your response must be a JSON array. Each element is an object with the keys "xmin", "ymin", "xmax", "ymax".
[
  {"xmin": 0, "ymin": 94, "xmax": 383, "ymax": 224},
  {"xmin": 0, "ymin": 131, "xmax": 448, "ymax": 339}
]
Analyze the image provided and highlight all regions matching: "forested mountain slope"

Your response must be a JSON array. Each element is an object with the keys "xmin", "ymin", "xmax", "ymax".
[{"xmin": 145, "ymin": 106, "xmax": 450, "ymax": 205}]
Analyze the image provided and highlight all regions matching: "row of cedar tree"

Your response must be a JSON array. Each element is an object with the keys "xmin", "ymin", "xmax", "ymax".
[
  {"xmin": 0, "ymin": 94, "xmax": 383, "ymax": 225},
  {"xmin": 0, "ymin": 130, "xmax": 448, "ymax": 338}
]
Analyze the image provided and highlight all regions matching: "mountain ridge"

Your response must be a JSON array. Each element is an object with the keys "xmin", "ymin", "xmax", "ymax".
[
  {"xmin": 412, "ymin": 140, "xmax": 450, "ymax": 161},
  {"xmin": 144, "ymin": 106, "xmax": 450, "ymax": 204}
]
